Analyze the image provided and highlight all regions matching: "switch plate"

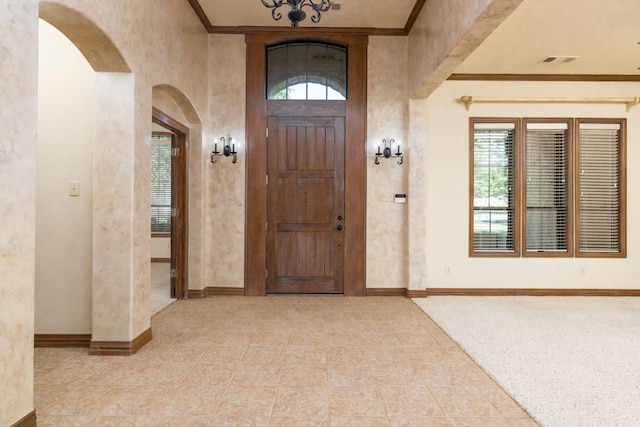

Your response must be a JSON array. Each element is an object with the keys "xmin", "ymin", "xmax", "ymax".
[
  {"xmin": 394, "ymin": 193, "xmax": 407, "ymax": 203},
  {"xmin": 378, "ymin": 193, "xmax": 394, "ymax": 202},
  {"xmin": 69, "ymin": 181, "xmax": 80, "ymax": 197}
]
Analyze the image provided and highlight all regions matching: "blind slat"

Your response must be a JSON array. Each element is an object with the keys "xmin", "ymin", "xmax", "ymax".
[
  {"xmin": 525, "ymin": 125, "xmax": 569, "ymax": 252},
  {"xmin": 473, "ymin": 126, "xmax": 515, "ymax": 252},
  {"xmin": 578, "ymin": 126, "xmax": 621, "ymax": 253},
  {"xmin": 151, "ymin": 139, "xmax": 172, "ymax": 234}
]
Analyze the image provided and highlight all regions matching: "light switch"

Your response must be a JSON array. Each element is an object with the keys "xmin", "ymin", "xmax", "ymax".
[
  {"xmin": 394, "ymin": 193, "xmax": 407, "ymax": 203},
  {"xmin": 69, "ymin": 181, "xmax": 80, "ymax": 197}
]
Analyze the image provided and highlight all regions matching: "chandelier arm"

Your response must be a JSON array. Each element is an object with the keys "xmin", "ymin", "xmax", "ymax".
[
  {"xmin": 301, "ymin": 0, "xmax": 331, "ymax": 23},
  {"xmin": 309, "ymin": 10, "xmax": 322, "ymax": 24},
  {"xmin": 307, "ymin": 0, "xmax": 332, "ymax": 12},
  {"xmin": 261, "ymin": 0, "xmax": 287, "ymax": 21},
  {"xmin": 261, "ymin": 0, "xmax": 332, "ymax": 27}
]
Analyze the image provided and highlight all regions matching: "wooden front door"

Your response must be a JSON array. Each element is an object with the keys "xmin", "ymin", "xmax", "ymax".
[{"xmin": 267, "ymin": 115, "xmax": 345, "ymax": 294}]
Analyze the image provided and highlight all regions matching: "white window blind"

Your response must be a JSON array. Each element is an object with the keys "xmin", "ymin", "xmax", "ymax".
[
  {"xmin": 151, "ymin": 135, "xmax": 172, "ymax": 234},
  {"xmin": 473, "ymin": 123, "xmax": 515, "ymax": 252},
  {"xmin": 525, "ymin": 122, "xmax": 569, "ymax": 252},
  {"xmin": 578, "ymin": 122, "xmax": 622, "ymax": 254}
]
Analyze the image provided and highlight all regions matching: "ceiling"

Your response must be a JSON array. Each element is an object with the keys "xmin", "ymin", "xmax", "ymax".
[
  {"xmin": 188, "ymin": 0, "xmax": 640, "ymax": 76},
  {"xmin": 456, "ymin": 0, "xmax": 640, "ymax": 76}
]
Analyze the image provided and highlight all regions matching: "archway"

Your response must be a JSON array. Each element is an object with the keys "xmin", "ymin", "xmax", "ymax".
[
  {"xmin": 37, "ymin": 2, "xmax": 144, "ymax": 354},
  {"xmin": 151, "ymin": 85, "xmax": 204, "ymax": 301},
  {"xmin": 39, "ymin": 2, "xmax": 130, "ymax": 72}
]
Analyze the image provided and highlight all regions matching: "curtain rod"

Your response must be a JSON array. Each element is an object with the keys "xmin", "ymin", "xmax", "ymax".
[{"xmin": 459, "ymin": 96, "xmax": 640, "ymax": 112}]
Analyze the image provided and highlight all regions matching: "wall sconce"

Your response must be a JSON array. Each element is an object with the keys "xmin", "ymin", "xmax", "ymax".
[
  {"xmin": 211, "ymin": 136, "xmax": 238, "ymax": 164},
  {"xmin": 374, "ymin": 138, "xmax": 404, "ymax": 165}
]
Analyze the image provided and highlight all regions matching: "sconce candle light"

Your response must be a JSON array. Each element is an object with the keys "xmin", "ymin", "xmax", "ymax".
[
  {"xmin": 211, "ymin": 136, "xmax": 238, "ymax": 164},
  {"xmin": 375, "ymin": 138, "xmax": 404, "ymax": 165}
]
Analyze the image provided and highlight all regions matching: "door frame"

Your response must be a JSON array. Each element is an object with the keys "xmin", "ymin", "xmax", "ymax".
[
  {"xmin": 152, "ymin": 107, "xmax": 189, "ymax": 299},
  {"xmin": 244, "ymin": 33, "xmax": 368, "ymax": 296}
]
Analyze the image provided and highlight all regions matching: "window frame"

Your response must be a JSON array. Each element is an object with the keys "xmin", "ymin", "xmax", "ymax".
[
  {"xmin": 522, "ymin": 118, "xmax": 574, "ymax": 258},
  {"xmin": 469, "ymin": 116, "xmax": 626, "ymax": 259},
  {"xmin": 575, "ymin": 118, "xmax": 627, "ymax": 258},
  {"xmin": 469, "ymin": 118, "xmax": 521, "ymax": 257}
]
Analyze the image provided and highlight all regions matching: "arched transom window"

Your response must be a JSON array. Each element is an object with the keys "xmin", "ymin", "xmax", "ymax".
[{"xmin": 267, "ymin": 42, "xmax": 347, "ymax": 100}]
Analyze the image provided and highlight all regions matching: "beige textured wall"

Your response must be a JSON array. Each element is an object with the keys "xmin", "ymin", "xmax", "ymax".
[
  {"xmin": 36, "ymin": 19, "xmax": 94, "ymax": 334},
  {"xmin": 151, "ymin": 237, "xmax": 171, "ymax": 259},
  {"xmin": 407, "ymin": 99, "xmax": 429, "ymax": 291},
  {"xmin": 366, "ymin": 36, "xmax": 409, "ymax": 288},
  {"xmin": 205, "ymin": 34, "xmax": 247, "ymax": 289},
  {"xmin": 408, "ymin": 0, "xmax": 522, "ymax": 98},
  {"xmin": 153, "ymin": 90, "xmax": 189, "ymax": 125},
  {"xmin": 0, "ymin": 1, "xmax": 38, "ymax": 425},
  {"xmin": 92, "ymin": 72, "xmax": 137, "ymax": 341},
  {"xmin": 423, "ymin": 80, "xmax": 640, "ymax": 289}
]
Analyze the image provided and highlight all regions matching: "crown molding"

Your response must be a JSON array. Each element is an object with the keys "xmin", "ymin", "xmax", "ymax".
[
  {"xmin": 209, "ymin": 25, "xmax": 404, "ymax": 36},
  {"xmin": 449, "ymin": 73, "xmax": 640, "ymax": 82},
  {"xmin": 186, "ymin": 0, "xmax": 213, "ymax": 31}
]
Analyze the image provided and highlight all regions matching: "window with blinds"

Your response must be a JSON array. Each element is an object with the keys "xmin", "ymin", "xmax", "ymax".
[
  {"xmin": 577, "ymin": 120, "xmax": 625, "ymax": 256},
  {"xmin": 469, "ymin": 117, "xmax": 625, "ymax": 259},
  {"xmin": 524, "ymin": 121, "xmax": 571, "ymax": 255},
  {"xmin": 471, "ymin": 121, "xmax": 517, "ymax": 254},
  {"xmin": 151, "ymin": 134, "xmax": 172, "ymax": 234}
]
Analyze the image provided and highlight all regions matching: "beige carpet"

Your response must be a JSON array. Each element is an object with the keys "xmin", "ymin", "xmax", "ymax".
[{"xmin": 414, "ymin": 296, "xmax": 640, "ymax": 427}]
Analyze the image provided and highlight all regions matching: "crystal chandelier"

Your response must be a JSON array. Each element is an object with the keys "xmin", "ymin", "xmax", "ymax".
[{"xmin": 261, "ymin": 0, "xmax": 333, "ymax": 28}]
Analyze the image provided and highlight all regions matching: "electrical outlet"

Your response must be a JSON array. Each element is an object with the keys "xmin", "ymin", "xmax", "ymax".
[
  {"xmin": 378, "ymin": 193, "xmax": 394, "ymax": 202},
  {"xmin": 69, "ymin": 181, "xmax": 80, "ymax": 197},
  {"xmin": 445, "ymin": 265, "xmax": 452, "ymax": 275},
  {"xmin": 579, "ymin": 266, "xmax": 586, "ymax": 276}
]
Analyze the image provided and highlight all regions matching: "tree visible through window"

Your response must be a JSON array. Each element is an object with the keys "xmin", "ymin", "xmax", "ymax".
[{"xmin": 472, "ymin": 121, "xmax": 516, "ymax": 254}]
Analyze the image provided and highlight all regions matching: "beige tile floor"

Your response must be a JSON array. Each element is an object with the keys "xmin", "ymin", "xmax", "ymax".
[{"xmin": 34, "ymin": 296, "xmax": 538, "ymax": 426}]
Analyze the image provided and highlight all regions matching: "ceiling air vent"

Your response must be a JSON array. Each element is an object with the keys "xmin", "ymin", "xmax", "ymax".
[{"xmin": 541, "ymin": 56, "xmax": 580, "ymax": 63}]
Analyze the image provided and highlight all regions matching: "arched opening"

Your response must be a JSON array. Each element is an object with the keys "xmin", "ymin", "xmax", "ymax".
[
  {"xmin": 36, "ymin": 2, "xmax": 143, "ymax": 352},
  {"xmin": 35, "ymin": 18, "xmax": 95, "ymax": 340},
  {"xmin": 38, "ymin": 2, "xmax": 130, "ymax": 73},
  {"xmin": 151, "ymin": 85, "xmax": 203, "ymax": 303}
]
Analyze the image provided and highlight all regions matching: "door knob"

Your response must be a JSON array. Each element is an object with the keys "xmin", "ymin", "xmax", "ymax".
[{"xmin": 337, "ymin": 225, "xmax": 343, "ymax": 231}]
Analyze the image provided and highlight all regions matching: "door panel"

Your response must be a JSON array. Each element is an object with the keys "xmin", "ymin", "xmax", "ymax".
[{"xmin": 267, "ymin": 116, "xmax": 345, "ymax": 294}]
